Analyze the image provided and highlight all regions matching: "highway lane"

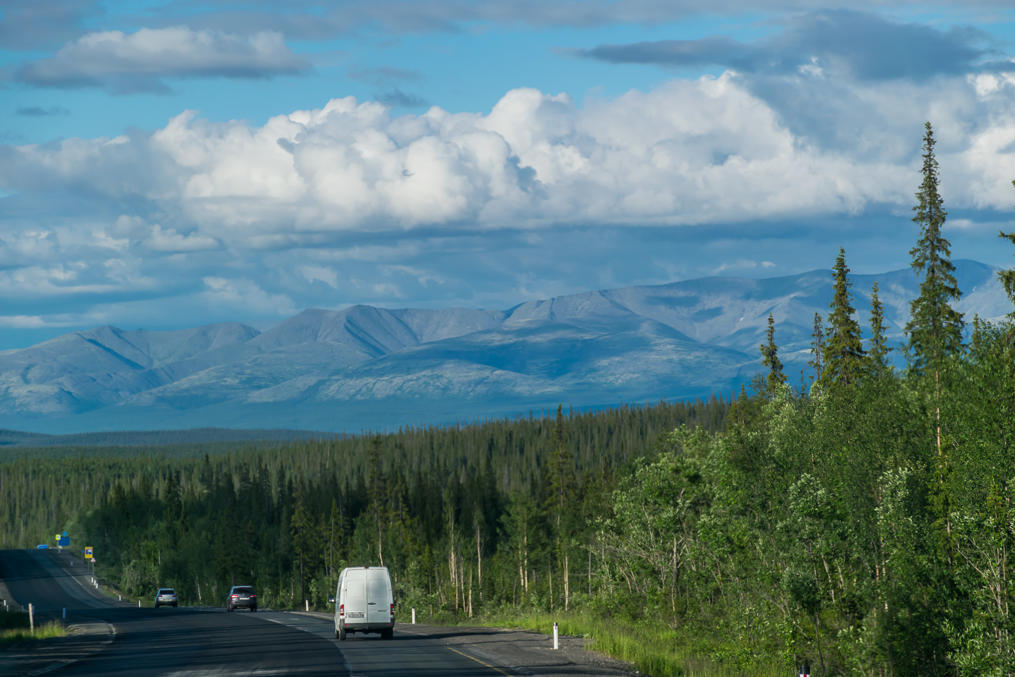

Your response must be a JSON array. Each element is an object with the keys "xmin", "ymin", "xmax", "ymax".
[
  {"xmin": 0, "ymin": 550, "xmax": 509, "ymax": 676},
  {"xmin": 0, "ymin": 549, "xmax": 110, "ymax": 617}
]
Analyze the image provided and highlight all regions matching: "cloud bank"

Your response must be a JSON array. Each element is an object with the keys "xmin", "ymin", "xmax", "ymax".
[
  {"xmin": 14, "ymin": 27, "xmax": 308, "ymax": 93},
  {"xmin": 580, "ymin": 10, "xmax": 1001, "ymax": 81},
  {"xmin": 3, "ymin": 58, "xmax": 1015, "ymax": 334}
]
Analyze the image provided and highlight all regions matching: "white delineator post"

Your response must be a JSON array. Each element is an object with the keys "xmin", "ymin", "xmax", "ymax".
[
  {"xmin": 552, "ymin": 621, "xmax": 558, "ymax": 650},
  {"xmin": 28, "ymin": 603, "xmax": 34, "ymax": 632},
  {"xmin": 411, "ymin": 608, "xmax": 416, "ymax": 624},
  {"xmin": 306, "ymin": 600, "xmax": 309, "ymax": 611}
]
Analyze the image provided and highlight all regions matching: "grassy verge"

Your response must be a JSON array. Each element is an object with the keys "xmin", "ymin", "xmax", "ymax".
[
  {"xmin": 462, "ymin": 610, "xmax": 786, "ymax": 677},
  {"xmin": 0, "ymin": 610, "xmax": 67, "ymax": 642}
]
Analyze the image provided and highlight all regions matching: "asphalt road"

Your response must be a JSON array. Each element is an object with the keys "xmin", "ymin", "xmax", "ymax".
[{"xmin": 0, "ymin": 550, "xmax": 634, "ymax": 677}]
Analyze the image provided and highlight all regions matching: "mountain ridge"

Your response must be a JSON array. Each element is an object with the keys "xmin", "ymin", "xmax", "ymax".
[{"xmin": 0, "ymin": 259, "xmax": 1007, "ymax": 434}]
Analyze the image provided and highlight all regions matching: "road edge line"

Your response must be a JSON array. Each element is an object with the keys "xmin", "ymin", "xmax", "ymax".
[{"xmin": 447, "ymin": 645, "xmax": 516, "ymax": 676}]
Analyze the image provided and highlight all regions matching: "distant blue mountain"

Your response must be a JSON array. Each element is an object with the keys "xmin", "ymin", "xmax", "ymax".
[{"xmin": 0, "ymin": 260, "xmax": 1007, "ymax": 434}]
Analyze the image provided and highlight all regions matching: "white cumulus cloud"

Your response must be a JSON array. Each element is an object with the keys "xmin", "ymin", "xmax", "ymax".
[{"xmin": 0, "ymin": 74, "xmax": 973, "ymax": 239}]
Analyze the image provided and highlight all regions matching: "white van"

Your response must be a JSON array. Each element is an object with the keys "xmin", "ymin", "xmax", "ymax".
[{"xmin": 331, "ymin": 566, "xmax": 394, "ymax": 640}]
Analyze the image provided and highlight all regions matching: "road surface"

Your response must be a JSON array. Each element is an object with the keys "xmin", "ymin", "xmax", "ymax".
[{"xmin": 0, "ymin": 549, "xmax": 634, "ymax": 676}]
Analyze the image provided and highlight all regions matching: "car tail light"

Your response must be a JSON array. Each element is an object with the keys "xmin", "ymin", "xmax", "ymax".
[
  {"xmin": 250, "ymin": 594, "xmax": 256, "ymax": 598},
  {"xmin": 231, "ymin": 594, "xmax": 238, "ymax": 598},
  {"xmin": 339, "ymin": 603, "xmax": 345, "ymax": 617}
]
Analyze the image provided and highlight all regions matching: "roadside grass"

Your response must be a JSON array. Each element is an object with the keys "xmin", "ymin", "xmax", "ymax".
[
  {"xmin": 463, "ymin": 610, "xmax": 786, "ymax": 677},
  {"xmin": 0, "ymin": 610, "xmax": 67, "ymax": 642}
]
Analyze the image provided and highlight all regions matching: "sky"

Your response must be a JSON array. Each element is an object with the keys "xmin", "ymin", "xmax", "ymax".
[{"xmin": 3, "ymin": 1, "xmax": 1015, "ymax": 349}]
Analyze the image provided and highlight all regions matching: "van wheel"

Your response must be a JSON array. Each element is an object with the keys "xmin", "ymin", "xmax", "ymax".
[
  {"xmin": 382, "ymin": 629, "xmax": 393, "ymax": 640},
  {"xmin": 338, "ymin": 625, "xmax": 346, "ymax": 641}
]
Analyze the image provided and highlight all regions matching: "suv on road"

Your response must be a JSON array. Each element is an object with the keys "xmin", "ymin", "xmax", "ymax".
[
  {"xmin": 227, "ymin": 585, "xmax": 257, "ymax": 612},
  {"xmin": 154, "ymin": 588, "xmax": 178, "ymax": 608}
]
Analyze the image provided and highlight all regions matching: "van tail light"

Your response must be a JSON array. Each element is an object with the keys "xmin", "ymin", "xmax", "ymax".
[
  {"xmin": 339, "ymin": 603, "xmax": 345, "ymax": 617},
  {"xmin": 390, "ymin": 603, "xmax": 395, "ymax": 617}
]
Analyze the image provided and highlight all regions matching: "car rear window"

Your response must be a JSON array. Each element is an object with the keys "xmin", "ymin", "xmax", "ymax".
[{"xmin": 233, "ymin": 587, "xmax": 254, "ymax": 594}]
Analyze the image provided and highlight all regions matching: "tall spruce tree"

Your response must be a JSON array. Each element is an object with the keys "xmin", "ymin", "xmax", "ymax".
[
  {"xmin": 809, "ymin": 313, "xmax": 825, "ymax": 383},
  {"xmin": 906, "ymin": 121, "xmax": 964, "ymax": 373},
  {"xmin": 868, "ymin": 282, "xmax": 891, "ymax": 374},
  {"xmin": 760, "ymin": 313, "xmax": 786, "ymax": 393},
  {"xmin": 822, "ymin": 248, "xmax": 865, "ymax": 386},
  {"xmin": 906, "ymin": 122, "xmax": 963, "ymax": 457}
]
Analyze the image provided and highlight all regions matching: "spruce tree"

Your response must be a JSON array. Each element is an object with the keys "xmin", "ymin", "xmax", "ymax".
[
  {"xmin": 822, "ymin": 248, "xmax": 865, "ymax": 386},
  {"xmin": 868, "ymin": 282, "xmax": 891, "ymax": 374},
  {"xmin": 906, "ymin": 121, "xmax": 964, "ymax": 373},
  {"xmin": 809, "ymin": 313, "xmax": 825, "ymax": 383},
  {"xmin": 906, "ymin": 122, "xmax": 963, "ymax": 457},
  {"xmin": 760, "ymin": 313, "xmax": 786, "ymax": 393}
]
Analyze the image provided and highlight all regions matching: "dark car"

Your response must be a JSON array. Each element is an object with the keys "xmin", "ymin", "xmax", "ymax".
[
  {"xmin": 227, "ymin": 585, "xmax": 257, "ymax": 612},
  {"xmin": 154, "ymin": 587, "xmax": 178, "ymax": 608}
]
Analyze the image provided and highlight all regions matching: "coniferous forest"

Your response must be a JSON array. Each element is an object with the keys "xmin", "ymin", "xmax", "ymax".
[{"xmin": 4, "ymin": 123, "xmax": 1015, "ymax": 674}]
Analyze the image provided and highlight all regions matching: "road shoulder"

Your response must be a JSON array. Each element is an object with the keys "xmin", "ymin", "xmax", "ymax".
[
  {"xmin": 292, "ymin": 611, "xmax": 637, "ymax": 676},
  {"xmin": 1, "ymin": 620, "xmax": 115, "ymax": 677}
]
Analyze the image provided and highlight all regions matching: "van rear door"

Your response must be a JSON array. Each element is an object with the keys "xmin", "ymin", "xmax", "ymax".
[
  {"xmin": 343, "ymin": 570, "xmax": 368, "ymax": 623},
  {"xmin": 367, "ymin": 569, "xmax": 390, "ymax": 625}
]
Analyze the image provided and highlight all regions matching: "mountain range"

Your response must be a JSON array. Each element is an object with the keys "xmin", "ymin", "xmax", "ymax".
[{"xmin": 0, "ymin": 260, "xmax": 1008, "ymax": 434}]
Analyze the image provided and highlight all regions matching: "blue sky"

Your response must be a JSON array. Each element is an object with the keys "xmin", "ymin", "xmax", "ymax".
[{"xmin": 2, "ymin": 1, "xmax": 1015, "ymax": 349}]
